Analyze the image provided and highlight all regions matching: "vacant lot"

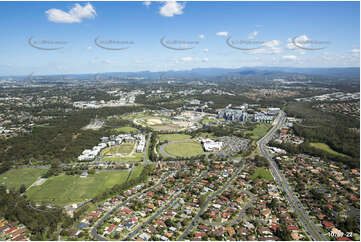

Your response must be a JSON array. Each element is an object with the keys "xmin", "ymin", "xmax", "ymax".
[
  {"xmin": 159, "ymin": 133, "xmax": 191, "ymax": 143},
  {"xmin": 102, "ymin": 152, "xmax": 143, "ymax": 162},
  {"xmin": 310, "ymin": 142, "xmax": 349, "ymax": 157},
  {"xmin": 245, "ymin": 124, "xmax": 271, "ymax": 140},
  {"xmin": 26, "ymin": 165, "xmax": 144, "ymax": 206},
  {"xmin": 250, "ymin": 167, "xmax": 273, "ymax": 181},
  {"xmin": 164, "ymin": 141, "xmax": 205, "ymax": 157},
  {"xmin": 0, "ymin": 168, "xmax": 47, "ymax": 190},
  {"xmin": 102, "ymin": 143, "xmax": 134, "ymax": 156}
]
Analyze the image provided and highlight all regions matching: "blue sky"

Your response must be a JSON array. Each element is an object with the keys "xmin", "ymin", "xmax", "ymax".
[{"xmin": 0, "ymin": 1, "xmax": 359, "ymax": 75}]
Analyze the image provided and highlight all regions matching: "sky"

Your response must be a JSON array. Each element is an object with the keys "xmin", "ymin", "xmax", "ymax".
[{"xmin": 0, "ymin": 1, "xmax": 359, "ymax": 75}]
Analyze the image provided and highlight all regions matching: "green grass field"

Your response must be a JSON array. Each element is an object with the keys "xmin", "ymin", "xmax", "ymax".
[
  {"xmin": 113, "ymin": 126, "xmax": 138, "ymax": 133},
  {"xmin": 309, "ymin": 142, "xmax": 349, "ymax": 157},
  {"xmin": 164, "ymin": 141, "xmax": 205, "ymax": 157},
  {"xmin": 102, "ymin": 143, "xmax": 134, "ymax": 156},
  {"xmin": 26, "ymin": 165, "xmax": 145, "ymax": 206},
  {"xmin": 245, "ymin": 124, "xmax": 271, "ymax": 140},
  {"xmin": 0, "ymin": 168, "xmax": 47, "ymax": 190},
  {"xmin": 159, "ymin": 133, "xmax": 191, "ymax": 143},
  {"xmin": 102, "ymin": 152, "xmax": 143, "ymax": 162},
  {"xmin": 250, "ymin": 167, "xmax": 273, "ymax": 181}
]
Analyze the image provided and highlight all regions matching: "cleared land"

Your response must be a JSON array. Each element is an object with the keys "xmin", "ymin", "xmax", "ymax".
[
  {"xmin": 245, "ymin": 124, "xmax": 271, "ymax": 140},
  {"xmin": 0, "ymin": 168, "xmax": 46, "ymax": 190},
  {"xmin": 159, "ymin": 133, "xmax": 191, "ymax": 143},
  {"xmin": 250, "ymin": 167, "xmax": 273, "ymax": 181},
  {"xmin": 26, "ymin": 165, "xmax": 144, "ymax": 206},
  {"xmin": 102, "ymin": 152, "xmax": 143, "ymax": 162},
  {"xmin": 102, "ymin": 143, "xmax": 134, "ymax": 156},
  {"xmin": 123, "ymin": 112, "xmax": 184, "ymax": 131},
  {"xmin": 113, "ymin": 126, "xmax": 138, "ymax": 133},
  {"xmin": 164, "ymin": 141, "xmax": 205, "ymax": 157},
  {"xmin": 309, "ymin": 142, "xmax": 349, "ymax": 157}
]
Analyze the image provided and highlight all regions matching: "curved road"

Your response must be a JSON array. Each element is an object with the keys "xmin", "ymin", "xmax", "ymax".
[{"xmin": 257, "ymin": 111, "xmax": 327, "ymax": 241}]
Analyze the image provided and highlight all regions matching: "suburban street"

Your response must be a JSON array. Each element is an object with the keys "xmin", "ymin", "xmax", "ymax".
[
  {"xmin": 90, "ymin": 172, "xmax": 170, "ymax": 241},
  {"xmin": 125, "ymin": 169, "xmax": 209, "ymax": 240},
  {"xmin": 178, "ymin": 160, "xmax": 245, "ymax": 240},
  {"xmin": 257, "ymin": 111, "xmax": 327, "ymax": 241}
]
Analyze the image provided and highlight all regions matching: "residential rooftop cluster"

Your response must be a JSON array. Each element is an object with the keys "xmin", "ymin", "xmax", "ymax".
[
  {"xmin": 295, "ymin": 92, "xmax": 360, "ymax": 102},
  {"xmin": 0, "ymin": 218, "xmax": 29, "ymax": 241},
  {"xmin": 185, "ymin": 160, "xmax": 307, "ymax": 241},
  {"xmin": 314, "ymin": 101, "xmax": 360, "ymax": 120}
]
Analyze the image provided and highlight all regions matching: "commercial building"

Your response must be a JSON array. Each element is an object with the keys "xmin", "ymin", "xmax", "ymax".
[
  {"xmin": 217, "ymin": 109, "xmax": 248, "ymax": 122},
  {"xmin": 200, "ymin": 138, "xmax": 223, "ymax": 152}
]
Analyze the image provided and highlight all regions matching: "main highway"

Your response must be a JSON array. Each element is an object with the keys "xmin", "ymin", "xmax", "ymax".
[{"xmin": 257, "ymin": 110, "xmax": 327, "ymax": 241}]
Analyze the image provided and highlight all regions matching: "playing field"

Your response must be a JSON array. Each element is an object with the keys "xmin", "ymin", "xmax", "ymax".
[
  {"xmin": 159, "ymin": 133, "xmax": 191, "ymax": 143},
  {"xmin": 0, "ymin": 168, "xmax": 47, "ymax": 190},
  {"xmin": 26, "ymin": 165, "xmax": 145, "ymax": 206},
  {"xmin": 309, "ymin": 142, "xmax": 349, "ymax": 157},
  {"xmin": 102, "ymin": 143, "xmax": 134, "ymax": 156},
  {"xmin": 123, "ymin": 112, "xmax": 184, "ymax": 131},
  {"xmin": 245, "ymin": 124, "xmax": 271, "ymax": 140},
  {"xmin": 164, "ymin": 141, "xmax": 205, "ymax": 157},
  {"xmin": 113, "ymin": 126, "xmax": 138, "ymax": 133},
  {"xmin": 250, "ymin": 167, "xmax": 273, "ymax": 181}
]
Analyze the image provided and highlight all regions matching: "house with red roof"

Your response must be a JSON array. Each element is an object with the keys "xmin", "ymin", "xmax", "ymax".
[
  {"xmin": 322, "ymin": 221, "xmax": 334, "ymax": 228},
  {"xmin": 287, "ymin": 225, "xmax": 299, "ymax": 232}
]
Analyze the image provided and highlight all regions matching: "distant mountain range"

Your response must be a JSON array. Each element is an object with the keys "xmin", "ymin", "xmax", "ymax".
[{"xmin": 1, "ymin": 67, "xmax": 359, "ymax": 80}]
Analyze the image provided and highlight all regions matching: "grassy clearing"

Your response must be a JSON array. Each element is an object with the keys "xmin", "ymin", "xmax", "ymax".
[
  {"xmin": 26, "ymin": 165, "xmax": 144, "ymax": 206},
  {"xmin": 112, "ymin": 126, "xmax": 138, "ymax": 133},
  {"xmin": 250, "ymin": 167, "xmax": 273, "ymax": 181},
  {"xmin": 309, "ymin": 142, "xmax": 349, "ymax": 157},
  {"xmin": 102, "ymin": 152, "xmax": 143, "ymax": 162},
  {"xmin": 102, "ymin": 143, "xmax": 134, "ymax": 156},
  {"xmin": 159, "ymin": 133, "xmax": 191, "ymax": 142},
  {"xmin": 245, "ymin": 124, "xmax": 271, "ymax": 140},
  {"xmin": 0, "ymin": 168, "xmax": 47, "ymax": 190},
  {"xmin": 164, "ymin": 141, "xmax": 205, "ymax": 157}
]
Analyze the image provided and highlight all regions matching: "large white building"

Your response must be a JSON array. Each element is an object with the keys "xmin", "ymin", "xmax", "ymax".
[{"xmin": 200, "ymin": 138, "xmax": 223, "ymax": 152}]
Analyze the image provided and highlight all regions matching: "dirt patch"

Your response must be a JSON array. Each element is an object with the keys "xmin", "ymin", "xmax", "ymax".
[{"xmin": 147, "ymin": 118, "xmax": 162, "ymax": 125}]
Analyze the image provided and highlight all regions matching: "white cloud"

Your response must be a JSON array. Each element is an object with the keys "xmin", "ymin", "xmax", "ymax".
[
  {"xmin": 248, "ymin": 31, "xmax": 258, "ymax": 40},
  {"xmin": 203, "ymin": 48, "xmax": 209, "ymax": 52},
  {"xmin": 246, "ymin": 40, "xmax": 282, "ymax": 55},
  {"xmin": 159, "ymin": 1, "xmax": 185, "ymax": 17},
  {"xmin": 46, "ymin": 3, "xmax": 96, "ymax": 23},
  {"xmin": 216, "ymin": 32, "xmax": 228, "ymax": 37},
  {"xmin": 180, "ymin": 56, "xmax": 194, "ymax": 62},
  {"xmin": 351, "ymin": 49, "xmax": 360, "ymax": 53},
  {"xmin": 143, "ymin": 1, "xmax": 151, "ymax": 7},
  {"xmin": 199, "ymin": 34, "xmax": 205, "ymax": 39},
  {"xmin": 87, "ymin": 46, "xmax": 92, "ymax": 51},
  {"xmin": 282, "ymin": 55, "xmax": 297, "ymax": 60},
  {"xmin": 262, "ymin": 40, "xmax": 281, "ymax": 48},
  {"xmin": 175, "ymin": 56, "xmax": 208, "ymax": 63}
]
